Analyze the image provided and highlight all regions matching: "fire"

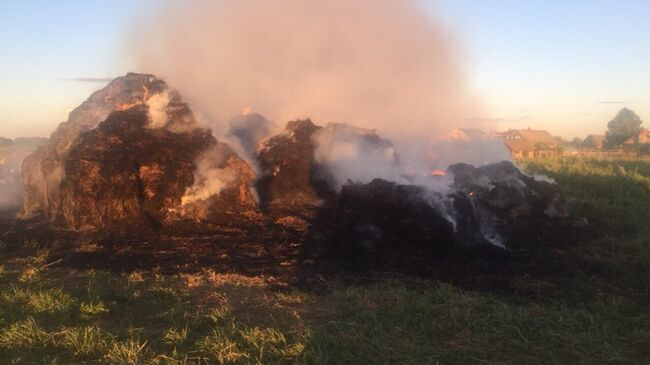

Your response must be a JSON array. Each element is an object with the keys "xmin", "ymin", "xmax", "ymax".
[
  {"xmin": 431, "ymin": 169, "xmax": 447, "ymax": 176},
  {"xmin": 115, "ymin": 86, "xmax": 150, "ymax": 111},
  {"xmin": 241, "ymin": 106, "xmax": 252, "ymax": 116},
  {"xmin": 116, "ymin": 101, "xmax": 141, "ymax": 111},
  {"xmin": 256, "ymin": 142, "xmax": 266, "ymax": 153}
]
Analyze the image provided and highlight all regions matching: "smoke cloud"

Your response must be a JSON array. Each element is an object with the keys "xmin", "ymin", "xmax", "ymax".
[
  {"xmin": 427, "ymin": 129, "xmax": 512, "ymax": 170},
  {"xmin": 130, "ymin": 0, "xmax": 510, "ymax": 190},
  {"xmin": 130, "ymin": 0, "xmax": 484, "ymax": 138},
  {"xmin": 0, "ymin": 140, "xmax": 46, "ymax": 210},
  {"xmin": 0, "ymin": 163, "xmax": 22, "ymax": 208},
  {"xmin": 313, "ymin": 124, "xmax": 400, "ymax": 188}
]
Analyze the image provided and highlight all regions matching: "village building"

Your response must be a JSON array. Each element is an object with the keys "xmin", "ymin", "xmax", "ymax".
[
  {"xmin": 582, "ymin": 134, "xmax": 605, "ymax": 149},
  {"xmin": 495, "ymin": 128, "xmax": 559, "ymax": 158},
  {"xmin": 623, "ymin": 127, "xmax": 650, "ymax": 145}
]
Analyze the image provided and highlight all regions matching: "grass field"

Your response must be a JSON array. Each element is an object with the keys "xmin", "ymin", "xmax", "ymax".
[{"xmin": 0, "ymin": 157, "xmax": 649, "ymax": 364}]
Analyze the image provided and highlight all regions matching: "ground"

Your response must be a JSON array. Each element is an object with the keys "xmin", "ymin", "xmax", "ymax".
[{"xmin": 0, "ymin": 157, "xmax": 649, "ymax": 364}]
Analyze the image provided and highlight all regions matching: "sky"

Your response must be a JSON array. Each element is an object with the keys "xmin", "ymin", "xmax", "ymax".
[{"xmin": 0, "ymin": 0, "xmax": 648, "ymax": 139}]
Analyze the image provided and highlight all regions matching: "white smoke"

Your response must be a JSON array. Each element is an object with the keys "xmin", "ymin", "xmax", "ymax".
[
  {"xmin": 0, "ymin": 165, "xmax": 21, "ymax": 208},
  {"xmin": 313, "ymin": 124, "xmax": 399, "ymax": 188},
  {"xmin": 128, "ymin": 0, "xmax": 511, "ymax": 195},
  {"xmin": 146, "ymin": 91, "xmax": 171, "ymax": 129},
  {"xmin": 181, "ymin": 144, "xmax": 236, "ymax": 206},
  {"xmin": 1, "ymin": 141, "xmax": 45, "ymax": 210},
  {"xmin": 313, "ymin": 124, "xmax": 457, "ymax": 192},
  {"xmin": 427, "ymin": 129, "xmax": 512, "ymax": 170},
  {"xmin": 129, "ymin": 0, "xmax": 485, "ymax": 139}
]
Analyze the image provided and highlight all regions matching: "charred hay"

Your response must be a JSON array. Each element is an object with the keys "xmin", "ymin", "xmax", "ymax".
[{"xmin": 6, "ymin": 73, "xmax": 575, "ymax": 273}]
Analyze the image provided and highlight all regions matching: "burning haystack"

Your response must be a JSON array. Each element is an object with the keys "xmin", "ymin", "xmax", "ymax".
[
  {"xmin": 255, "ymin": 119, "xmax": 328, "ymax": 213},
  {"xmin": 327, "ymin": 161, "xmax": 568, "ymax": 260},
  {"xmin": 17, "ymin": 73, "xmax": 570, "ymax": 257},
  {"xmin": 247, "ymin": 115, "xmax": 567, "ymax": 254},
  {"xmin": 21, "ymin": 73, "xmax": 256, "ymax": 230}
]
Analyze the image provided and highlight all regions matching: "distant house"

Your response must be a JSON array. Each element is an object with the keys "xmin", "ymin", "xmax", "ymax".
[
  {"xmin": 495, "ymin": 128, "xmax": 558, "ymax": 158},
  {"xmin": 503, "ymin": 138, "xmax": 534, "ymax": 158},
  {"xmin": 0, "ymin": 137, "xmax": 13, "ymax": 148},
  {"xmin": 623, "ymin": 128, "xmax": 650, "ymax": 145},
  {"xmin": 582, "ymin": 134, "xmax": 605, "ymax": 149}
]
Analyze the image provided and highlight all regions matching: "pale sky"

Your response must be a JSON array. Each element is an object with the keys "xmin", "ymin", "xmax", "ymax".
[{"xmin": 0, "ymin": 0, "xmax": 648, "ymax": 139}]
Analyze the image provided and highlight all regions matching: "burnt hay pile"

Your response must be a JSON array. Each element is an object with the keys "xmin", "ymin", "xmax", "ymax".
[
  {"xmin": 9, "ymin": 73, "xmax": 571, "ymax": 263},
  {"xmin": 20, "ymin": 73, "xmax": 257, "ymax": 231}
]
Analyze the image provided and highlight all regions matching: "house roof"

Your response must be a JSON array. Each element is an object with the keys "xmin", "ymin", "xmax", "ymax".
[
  {"xmin": 504, "ymin": 138, "xmax": 534, "ymax": 152},
  {"xmin": 515, "ymin": 129, "xmax": 558, "ymax": 146},
  {"xmin": 493, "ymin": 130, "xmax": 518, "ymax": 138},
  {"xmin": 583, "ymin": 134, "xmax": 605, "ymax": 147},
  {"xmin": 623, "ymin": 127, "xmax": 650, "ymax": 144}
]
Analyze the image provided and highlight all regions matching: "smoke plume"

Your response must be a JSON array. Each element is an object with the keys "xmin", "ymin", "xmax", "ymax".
[
  {"xmin": 130, "ymin": 0, "xmax": 511, "ymax": 190},
  {"xmin": 130, "ymin": 0, "xmax": 483, "ymax": 136},
  {"xmin": 0, "ymin": 140, "xmax": 46, "ymax": 210},
  {"xmin": 181, "ymin": 144, "xmax": 238, "ymax": 206},
  {"xmin": 146, "ymin": 91, "xmax": 171, "ymax": 129}
]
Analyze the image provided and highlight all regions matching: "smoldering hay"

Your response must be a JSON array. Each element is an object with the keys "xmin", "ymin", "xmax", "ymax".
[
  {"xmin": 6, "ymin": 0, "xmax": 570, "ymax": 257},
  {"xmin": 11, "ymin": 71, "xmax": 570, "ymax": 256},
  {"xmin": 19, "ymin": 74, "xmax": 258, "ymax": 230},
  {"xmin": 128, "ymin": 0, "xmax": 510, "ymax": 179}
]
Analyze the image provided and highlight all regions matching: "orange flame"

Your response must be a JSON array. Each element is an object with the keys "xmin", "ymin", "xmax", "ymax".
[
  {"xmin": 115, "ymin": 86, "xmax": 150, "ymax": 111},
  {"xmin": 431, "ymin": 169, "xmax": 447, "ymax": 176}
]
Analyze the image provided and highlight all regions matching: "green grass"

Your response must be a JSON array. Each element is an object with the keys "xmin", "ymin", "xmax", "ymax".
[
  {"xmin": 522, "ymin": 157, "xmax": 650, "ymax": 303},
  {"xmin": 523, "ymin": 156, "xmax": 650, "ymax": 239},
  {"xmin": 0, "ymin": 157, "xmax": 648, "ymax": 364}
]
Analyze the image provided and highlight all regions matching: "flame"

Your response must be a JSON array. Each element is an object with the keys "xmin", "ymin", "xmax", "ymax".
[
  {"xmin": 431, "ymin": 169, "xmax": 447, "ymax": 176},
  {"xmin": 116, "ymin": 101, "xmax": 141, "ymax": 111},
  {"xmin": 256, "ymin": 141, "xmax": 266, "ymax": 153},
  {"xmin": 115, "ymin": 86, "xmax": 151, "ymax": 111},
  {"xmin": 241, "ymin": 106, "xmax": 252, "ymax": 116}
]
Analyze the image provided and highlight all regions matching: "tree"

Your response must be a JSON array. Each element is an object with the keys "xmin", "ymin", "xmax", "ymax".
[
  {"xmin": 604, "ymin": 108, "xmax": 643, "ymax": 148},
  {"xmin": 570, "ymin": 137, "xmax": 583, "ymax": 148}
]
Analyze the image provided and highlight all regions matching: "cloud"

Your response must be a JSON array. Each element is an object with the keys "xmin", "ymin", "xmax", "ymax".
[
  {"xmin": 58, "ymin": 77, "xmax": 114, "ymax": 83},
  {"xmin": 596, "ymin": 101, "xmax": 628, "ymax": 105}
]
